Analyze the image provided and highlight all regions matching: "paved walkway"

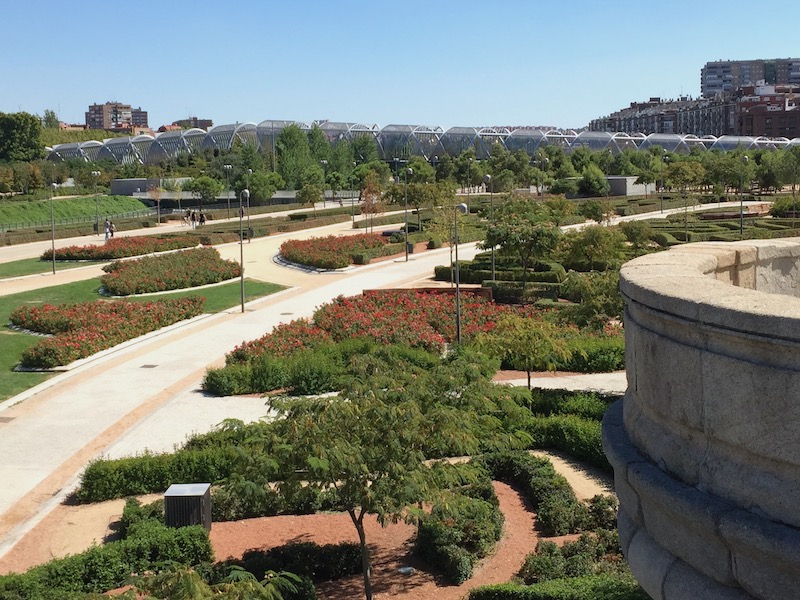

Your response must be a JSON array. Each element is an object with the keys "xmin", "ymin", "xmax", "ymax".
[
  {"xmin": 0, "ymin": 198, "xmax": 653, "ymax": 560},
  {"xmin": 0, "ymin": 237, "xmax": 482, "ymax": 558}
]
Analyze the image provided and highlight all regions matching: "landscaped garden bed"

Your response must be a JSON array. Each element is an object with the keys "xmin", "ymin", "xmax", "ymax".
[
  {"xmin": 40, "ymin": 234, "xmax": 200, "ymax": 261},
  {"xmin": 11, "ymin": 297, "xmax": 205, "ymax": 369},
  {"xmin": 279, "ymin": 233, "xmax": 393, "ymax": 269},
  {"xmin": 100, "ymin": 247, "xmax": 241, "ymax": 295}
]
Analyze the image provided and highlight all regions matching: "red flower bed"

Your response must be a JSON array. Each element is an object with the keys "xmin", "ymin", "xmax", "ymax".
[
  {"xmin": 279, "ymin": 233, "xmax": 388, "ymax": 269},
  {"xmin": 41, "ymin": 235, "xmax": 199, "ymax": 261},
  {"xmin": 227, "ymin": 320, "xmax": 332, "ymax": 364},
  {"xmin": 12, "ymin": 297, "xmax": 205, "ymax": 368},
  {"xmin": 226, "ymin": 290, "xmax": 521, "ymax": 364},
  {"xmin": 101, "ymin": 247, "xmax": 241, "ymax": 295}
]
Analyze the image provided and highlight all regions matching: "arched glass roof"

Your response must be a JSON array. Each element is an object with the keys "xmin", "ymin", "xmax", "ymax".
[
  {"xmin": 544, "ymin": 130, "xmax": 576, "ymax": 148},
  {"xmin": 708, "ymin": 135, "xmax": 758, "ymax": 151},
  {"xmin": 183, "ymin": 128, "xmax": 207, "ymax": 153},
  {"xmin": 476, "ymin": 127, "xmax": 511, "ymax": 159},
  {"xmin": 505, "ymin": 129, "xmax": 546, "ymax": 155},
  {"xmin": 639, "ymin": 133, "xmax": 689, "ymax": 153},
  {"xmin": 571, "ymin": 131, "xmax": 615, "ymax": 152},
  {"xmin": 440, "ymin": 127, "xmax": 479, "ymax": 157},
  {"xmin": 46, "ymin": 120, "xmax": 800, "ymax": 166},
  {"xmin": 80, "ymin": 140, "xmax": 104, "ymax": 162}
]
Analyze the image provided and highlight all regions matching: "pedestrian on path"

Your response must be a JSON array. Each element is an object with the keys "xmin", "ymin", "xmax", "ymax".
[
  {"xmin": 109, "ymin": 222, "xmax": 116, "ymax": 238},
  {"xmin": 104, "ymin": 218, "xmax": 111, "ymax": 241},
  {"xmin": 191, "ymin": 211, "xmax": 197, "ymax": 229}
]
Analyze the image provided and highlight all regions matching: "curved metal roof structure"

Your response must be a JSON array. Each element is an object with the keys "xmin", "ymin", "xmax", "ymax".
[{"xmin": 47, "ymin": 121, "xmax": 800, "ymax": 166}]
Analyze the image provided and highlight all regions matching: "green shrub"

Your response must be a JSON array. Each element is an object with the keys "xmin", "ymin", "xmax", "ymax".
[
  {"xmin": 428, "ymin": 235, "xmax": 443, "ymax": 249},
  {"xmin": 518, "ymin": 541, "xmax": 567, "ymax": 583},
  {"xmin": 119, "ymin": 497, "xmax": 164, "ymax": 538},
  {"xmin": 286, "ymin": 347, "xmax": 345, "ymax": 395},
  {"xmin": 202, "ymin": 363, "xmax": 253, "ymax": 396},
  {"xmin": 525, "ymin": 415, "xmax": 609, "ymax": 471},
  {"xmin": 249, "ymin": 354, "xmax": 288, "ymax": 392},
  {"xmin": 76, "ymin": 447, "xmax": 238, "ymax": 502},
  {"xmin": 468, "ymin": 574, "xmax": 649, "ymax": 599},
  {"xmin": 563, "ymin": 336, "xmax": 625, "ymax": 372},
  {"xmin": 233, "ymin": 542, "xmax": 361, "ymax": 582},
  {"xmin": 417, "ymin": 491, "xmax": 503, "ymax": 584},
  {"xmin": 0, "ymin": 522, "xmax": 211, "ymax": 597}
]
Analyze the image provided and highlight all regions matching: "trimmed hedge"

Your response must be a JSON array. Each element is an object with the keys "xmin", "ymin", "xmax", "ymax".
[
  {"xmin": 417, "ymin": 491, "xmax": 504, "ymax": 584},
  {"xmin": 478, "ymin": 452, "xmax": 584, "ymax": 536},
  {"xmin": 75, "ymin": 447, "xmax": 239, "ymax": 503},
  {"xmin": 468, "ymin": 574, "xmax": 649, "ymax": 600},
  {"xmin": 525, "ymin": 415, "xmax": 609, "ymax": 471},
  {"xmin": 225, "ymin": 542, "xmax": 361, "ymax": 582},
  {"xmin": 0, "ymin": 521, "xmax": 211, "ymax": 597},
  {"xmin": 562, "ymin": 335, "xmax": 625, "ymax": 372}
]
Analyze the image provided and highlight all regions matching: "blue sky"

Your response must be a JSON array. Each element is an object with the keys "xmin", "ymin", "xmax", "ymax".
[{"xmin": 3, "ymin": 0, "xmax": 799, "ymax": 131}]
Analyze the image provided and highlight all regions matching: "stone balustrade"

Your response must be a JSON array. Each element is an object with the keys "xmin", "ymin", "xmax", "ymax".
[{"xmin": 603, "ymin": 239, "xmax": 800, "ymax": 600}]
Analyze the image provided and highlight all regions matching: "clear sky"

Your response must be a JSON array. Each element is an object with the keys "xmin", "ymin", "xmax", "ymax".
[{"xmin": 3, "ymin": 0, "xmax": 799, "ymax": 131}]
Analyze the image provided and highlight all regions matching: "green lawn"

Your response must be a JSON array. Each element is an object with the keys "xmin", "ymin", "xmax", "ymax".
[
  {"xmin": 0, "ymin": 278, "xmax": 284, "ymax": 403},
  {"xmin": 0, "ymin": 195, "xmax": 148, "ymax": 227},
  {"xmin": 0, "ymin": 257, "xmax": 102, "ymax": 279}
]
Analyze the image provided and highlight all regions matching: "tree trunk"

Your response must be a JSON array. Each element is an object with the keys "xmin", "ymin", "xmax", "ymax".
[
  {"xmin": 527, "ymin": 369, "xmax": 532, "ymax": 390},
  {"xmin": 349, "ymin": 509, "xmax": 373, "ymax": 600}
]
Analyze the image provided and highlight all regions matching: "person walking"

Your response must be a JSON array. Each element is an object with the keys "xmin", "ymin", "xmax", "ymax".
[
  {"xmin": 190, "ymin": 211, "xmax": 197, "ymax": 229},
  {"xmin": 104, "ymin": 218, "xmax": 111, "ymax": 241},
  {"xmin": 109, "ymin": 222, "xmax": 116, "ymax": 238},
  {"xmin": 199, "ymin": 211, "xmax": 206, "ymax": 227}
]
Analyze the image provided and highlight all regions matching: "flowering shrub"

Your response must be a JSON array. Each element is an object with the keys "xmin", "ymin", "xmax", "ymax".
[
  {"xmin": 101, "ymin": 247, "xmax": 241, "ymax": 295},
  {"xmin": 41, "ymin": 235, "xmax": 199, "ymax": 261},
  {"xmin": 279, "ymin": 233, "xmax": 388, "ymax": 269},
  {"xmin": 13, "ymin": 297, "xmax": 205, "ymax": 368},
  {"xmin": 225, "ymin": 290, "xmax": 518, "ymax": 366},
  {"xmin": 227, "ymin": 319, "xmax": 332, "ymax": 364}
]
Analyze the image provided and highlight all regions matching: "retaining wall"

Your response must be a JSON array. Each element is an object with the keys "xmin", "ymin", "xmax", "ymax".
[{"xmin": 603, "ymin": 239, "xmax": 800, "ymax": 600}]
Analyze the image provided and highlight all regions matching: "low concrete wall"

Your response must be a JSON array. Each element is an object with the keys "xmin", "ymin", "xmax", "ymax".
[{"xmin": 604, "ymin": 239, "xmax": 800, "ymax": 600}]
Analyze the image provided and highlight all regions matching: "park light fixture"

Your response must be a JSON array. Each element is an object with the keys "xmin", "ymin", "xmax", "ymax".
[
  {"xmin": 404, "ymin": 167, "xmax": 413, "ymax": 261},
  {"xmin": 483, "ymin": 173, "xmax": 495, "ymax": 280},
  {"xmin": 239, "ymin": 188, "xmax": 249, "ymax": 313},
  {"xmin": 454, "ymin": 202, "xmax": 469, "ymax": 345},
  {"xmin": 223, "ymin": 164, "xmax": 232, "ymax": 220},
  {"xmin": 740, "ymin": 155, "xmax": 749, "ymax": 238},
  {"xmin": 91, "ymin": 171, "xmax": 101, "ymax": 236}
]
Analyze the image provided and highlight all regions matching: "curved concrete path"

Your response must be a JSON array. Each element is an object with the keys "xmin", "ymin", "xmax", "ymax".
[{"xmin": 0, "ymin": 221, "xmax": 482, "ymax": 559}]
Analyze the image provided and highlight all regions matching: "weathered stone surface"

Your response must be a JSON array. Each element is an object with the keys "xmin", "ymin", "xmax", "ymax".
[
  {"xmin": 663, "ymin": 561, "xmax": 754, "ymax": 600},
  {"xmin": 613, "ymin": 239, "xmax": 800, "ymax": 599},
  {"xmin": 627, "ymin": 529, "xmax": 674, "ymax": 600}
]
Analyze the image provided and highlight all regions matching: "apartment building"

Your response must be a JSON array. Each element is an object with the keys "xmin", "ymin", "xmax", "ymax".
[{"xmin": 85, "ymin": 102, "xmax": 148, "ymax": 130}]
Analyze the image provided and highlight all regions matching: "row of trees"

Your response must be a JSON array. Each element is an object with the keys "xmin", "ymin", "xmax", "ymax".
[{"xmin": 4, "ymin": 106, "xmax": 800, "ymax": 204}]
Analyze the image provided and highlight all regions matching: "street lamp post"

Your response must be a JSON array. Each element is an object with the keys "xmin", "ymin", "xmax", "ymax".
[
  {"xmin": 740, "ymin": 155, "xmax": 749, "ymax": 238},
  {"xmin": 454, "ymin": 202, "xmax": 469, "ymax": 345},
  {"xmin": 404, "ymin": 167, "xmax": 412, "ymax": 261},
  {"xmin": 50, "ymin": 183, "xmax": 56, "ymax": 275},
  {"xmin": 660, "ymin": 152, "xmax": 669, "ymax": 214},
  {"xmin": 223, "ymin": 164, "xmax": 232, "ymax": 220},
  {"xmin": 320, "ymin": 160, "xmax": 328, "ymax": 206},
  {"xmin": 246, "ymin": 169, "xmax": 252, "ymax": 241},
  {"xmin": 91, "ymin": 171, "xmax": 101, "ymax": 236},
  {"xmin": 466, "ymin": 158, "xmax": 472, "ymax": 211},
  {"xmin": 484, "ymin": 174, "xmax": 495, "ymax": 280},
  {"xmin": 239, "ymin": 189, "xmax": 248, "ymax": 313}
]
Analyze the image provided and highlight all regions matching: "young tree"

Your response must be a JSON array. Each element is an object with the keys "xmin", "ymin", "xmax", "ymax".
[
  {"xmin": 296, "ymin": 182, "xmax": 323, "ymax": 215},
  {"xmin": 483, "ymin": 196, "xmax": 561, "ymax": 296},
  {"xmin": 184, "ymin": 175, "xmax": 222, "ymax": 211},
  {"xmin": 476, "ymin": 314, "xmax": 572, "ymax": 389},
  {"xmin": 559, "ymin": 270, "xmax": 624, "ymax": 331},
  {"xmin": 360, "ymin": 170, "xmax": 384, "ymax": 232},
  {"xmin": 248, "ymin": 348, "xmax": 512, "ymax": 600},
  {"xmin": 560, "ymin": 225, "xmax": 626, "ymax": 271},
  {"xmin": 0, "ymin": 111, "xmax": 44, "ymax": 162},
  {"xmin": 41, "ymin": 109, "xmax": 60, "ymax": 129}
]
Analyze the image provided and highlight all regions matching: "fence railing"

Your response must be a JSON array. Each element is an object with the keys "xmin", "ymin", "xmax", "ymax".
[{"xmin": 0, "ymin": 208, "xmax": 158, "ymax": 232}]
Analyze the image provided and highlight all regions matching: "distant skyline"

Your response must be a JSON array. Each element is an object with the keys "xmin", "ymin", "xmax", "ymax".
[{"xmin": 3, "ymin": 0, "xmax": 799, "ymax": 131}]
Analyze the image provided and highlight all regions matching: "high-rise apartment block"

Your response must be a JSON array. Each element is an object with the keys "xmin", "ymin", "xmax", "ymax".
[
  {"xmin": 701, "ymin": 58, "xmax": 800, "ymax": 97},
  {"xmin": 85, "ymin": 102, "xmax": 148, "ymax": 130}
]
